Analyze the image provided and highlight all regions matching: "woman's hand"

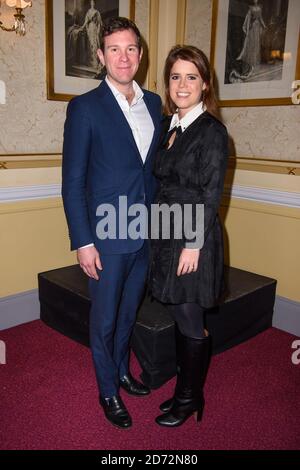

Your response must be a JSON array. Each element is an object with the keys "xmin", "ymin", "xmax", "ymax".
[{"xmin": 177, "ymin": 248, "xmax": 200, "ymax": 276}]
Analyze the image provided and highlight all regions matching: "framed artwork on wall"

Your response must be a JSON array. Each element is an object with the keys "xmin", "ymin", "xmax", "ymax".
[
  {"xmin": 45, "ymin": 0, "xmax": 135, "ymax": 101},
  {"xmin": 210, "ymin": 0, "xmax": 300, "ymax": 106}
]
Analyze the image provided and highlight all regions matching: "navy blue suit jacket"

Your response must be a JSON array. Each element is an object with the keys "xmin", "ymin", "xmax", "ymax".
[{"xmin": 62, "ymin": 80, "xmax": 162, "ymax": 254}]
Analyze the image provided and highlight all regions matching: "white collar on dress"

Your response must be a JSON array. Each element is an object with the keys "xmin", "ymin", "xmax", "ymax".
[{"xmin": 169, "ymin": 102, "xmax": 206, "ymax": 132}]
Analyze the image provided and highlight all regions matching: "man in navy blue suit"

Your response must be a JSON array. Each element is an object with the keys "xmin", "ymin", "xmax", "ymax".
[{"xmin": 62, "ymin": 17, "xmax": 162, "ymax": 429}]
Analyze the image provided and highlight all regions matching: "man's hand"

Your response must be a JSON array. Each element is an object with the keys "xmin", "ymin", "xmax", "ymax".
[
  {"xmin": 177, "ymin": 248, "xmax": 200, "ymax": 276},
  {"xmin": 77, "ymin": 246, "xmax": 102, "ymax": 280}
]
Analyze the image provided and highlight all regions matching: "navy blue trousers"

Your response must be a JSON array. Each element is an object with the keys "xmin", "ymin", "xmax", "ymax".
[{"xmin": 89, "ymin": 243, "xmax": 148, "ymax": 398}]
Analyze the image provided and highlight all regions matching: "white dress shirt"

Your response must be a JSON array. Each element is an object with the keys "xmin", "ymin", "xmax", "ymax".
[
  {"xmin": 105, "ymin": 77, "xmax": 154, "ymax": 163},
  {"xmin": 169, "ymin": 101, "xmax": 206, "ymax": 133},
  {"xmin": 80, "ymin": 77, "xmax": 154, "ymax": 250}
]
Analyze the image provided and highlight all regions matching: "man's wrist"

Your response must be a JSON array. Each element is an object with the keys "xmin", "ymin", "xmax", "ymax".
[{"xmin": 78, "ymin": 243, "xmax": 94, "ymax": 250}]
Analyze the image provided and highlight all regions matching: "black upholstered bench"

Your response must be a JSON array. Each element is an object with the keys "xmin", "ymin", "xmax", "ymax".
[{"xmin": 38, "ymin": 265, "xmax": 276, "ymax": 388}]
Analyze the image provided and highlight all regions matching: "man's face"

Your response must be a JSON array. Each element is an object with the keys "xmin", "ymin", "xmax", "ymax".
[{"xmin": 97, "ymin": 29, "xmax": 142, "ymax": 89}]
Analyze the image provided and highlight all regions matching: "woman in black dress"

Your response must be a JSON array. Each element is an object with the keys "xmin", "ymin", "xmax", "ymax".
[{"xmin": 149, "ymin": 45, "xmax": 228, "ymax": 427}]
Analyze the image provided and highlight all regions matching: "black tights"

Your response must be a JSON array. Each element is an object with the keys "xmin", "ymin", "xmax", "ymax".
[{"xmin": 167, "ymin": 303, "xmax": 206, "ymax": 339}]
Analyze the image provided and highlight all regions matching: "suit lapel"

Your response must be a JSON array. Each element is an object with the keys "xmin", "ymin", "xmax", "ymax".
[
  {"xmin": 143, "ymin": 92, "xmax": 160, "ymax": 165},
  {"xmin": 96, "ymin": 81, "xmax": 160, "ymax": 166},
  {"xmin": 96, "ymin": 81, "xmax": 144, "ymax": 166}
]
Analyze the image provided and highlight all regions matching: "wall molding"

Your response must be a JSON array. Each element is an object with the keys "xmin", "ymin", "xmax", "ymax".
[
  {"xmin": 1, "ymin": 183, "xmax": 299, "ymax": 208},
  {"xmin": 1, "ymin": 154, "xmax": 299, "ymax": 172},
  {"xmin": 228, "ymin": 157, "xmax": 300, "ymax": 176},
  {"xmin": 176, "ymin": 0, "xmax": 187, "ymax": 44},
  {"xmin": 0, "ymin": 184, "xmax": 61, "ymax": 202},
  {"xmin": 224, "ymin": 184, "xmax": 300, "ymax": 209},
  {"xmin": 0, "ymin": 154, "xmax": 61, "ymax": 170},
  {"xmin": 148, "ymin": 0, "xmax": 159, "ymax": 92}
]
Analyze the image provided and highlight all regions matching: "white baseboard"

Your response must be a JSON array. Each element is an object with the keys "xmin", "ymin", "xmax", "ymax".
[
  {"xmin": 0, "ymin": 290, "xmax": 299, "ymax": 337},
  {"xmin": 0, "ymin": 289, "xmax": 40, "ymax": 330},
  {"xmin": 273, "ymin": 296, "xmax": 300, "ymax": 337}
]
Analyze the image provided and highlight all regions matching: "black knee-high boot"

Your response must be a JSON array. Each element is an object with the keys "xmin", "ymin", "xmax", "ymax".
[
  {"xmin": 159, "ymin": 325, "xmax": 183, "ymax": 412},
  {"xmin": 159, "ymin": 327, "xmax": 211, "ymax": 413},
  {"xmin": 156, "ymin": 331, "xmax": 212, "ymax": 427}
]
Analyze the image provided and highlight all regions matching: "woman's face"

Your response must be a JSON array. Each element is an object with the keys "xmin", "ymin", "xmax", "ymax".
[
  {"xmin": 91, "ymin": 0, "xmax": 95, "ymax": 8},
  {"xmin": 169, "ymin": 59, "xmax": 206, "ymax": 118}
]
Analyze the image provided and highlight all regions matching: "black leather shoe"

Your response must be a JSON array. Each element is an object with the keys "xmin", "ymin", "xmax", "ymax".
[
  {"xmin": 120, "ymin": 373, "xmax": 150, "ymax": 396},
  {"xmin": 99, "ymin": 395, "xmax": 132, "ymax": 429}
]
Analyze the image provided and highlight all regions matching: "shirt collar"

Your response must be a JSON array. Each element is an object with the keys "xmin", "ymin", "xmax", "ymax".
[
  {"xmin": 169, "ymin": 102, "xmax": 206, "ymax": 132},
  {"xmin": 105, "ymin": 76, "xmax": 144, "ymax": 105}
]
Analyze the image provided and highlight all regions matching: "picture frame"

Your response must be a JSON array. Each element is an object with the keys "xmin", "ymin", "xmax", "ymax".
[
  {"xmin": 210, "ymin": 0, "xmax": 300, "ymax": 106},
  {"xmin": 45, "ymin": 0, "xmax": 135, "ymax": 101}
]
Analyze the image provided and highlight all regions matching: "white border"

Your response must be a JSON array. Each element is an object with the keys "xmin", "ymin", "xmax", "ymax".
[
  {"xmin": 214, "ymin": 0, "xmax": 300, "ymax": 100},
  {"xmin": 52, "ymin": 0, "xmax": 131, "ymax": 95}
]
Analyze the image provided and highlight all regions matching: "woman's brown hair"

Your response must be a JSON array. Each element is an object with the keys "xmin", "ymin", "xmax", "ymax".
[{"xmin": 164, "ymin": 45, "xmax": 219, "ymax": 119}]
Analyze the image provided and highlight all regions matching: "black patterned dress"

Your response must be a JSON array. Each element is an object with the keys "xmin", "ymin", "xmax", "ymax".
[{"xmin": 149, "ymin": 112, "xmax": 228, "ymax": 308}]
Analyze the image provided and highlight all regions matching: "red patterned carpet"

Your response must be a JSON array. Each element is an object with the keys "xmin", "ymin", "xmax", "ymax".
[{"xmin": 0, "ymin": 321, "xmax": 299, "ymax": 450}]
